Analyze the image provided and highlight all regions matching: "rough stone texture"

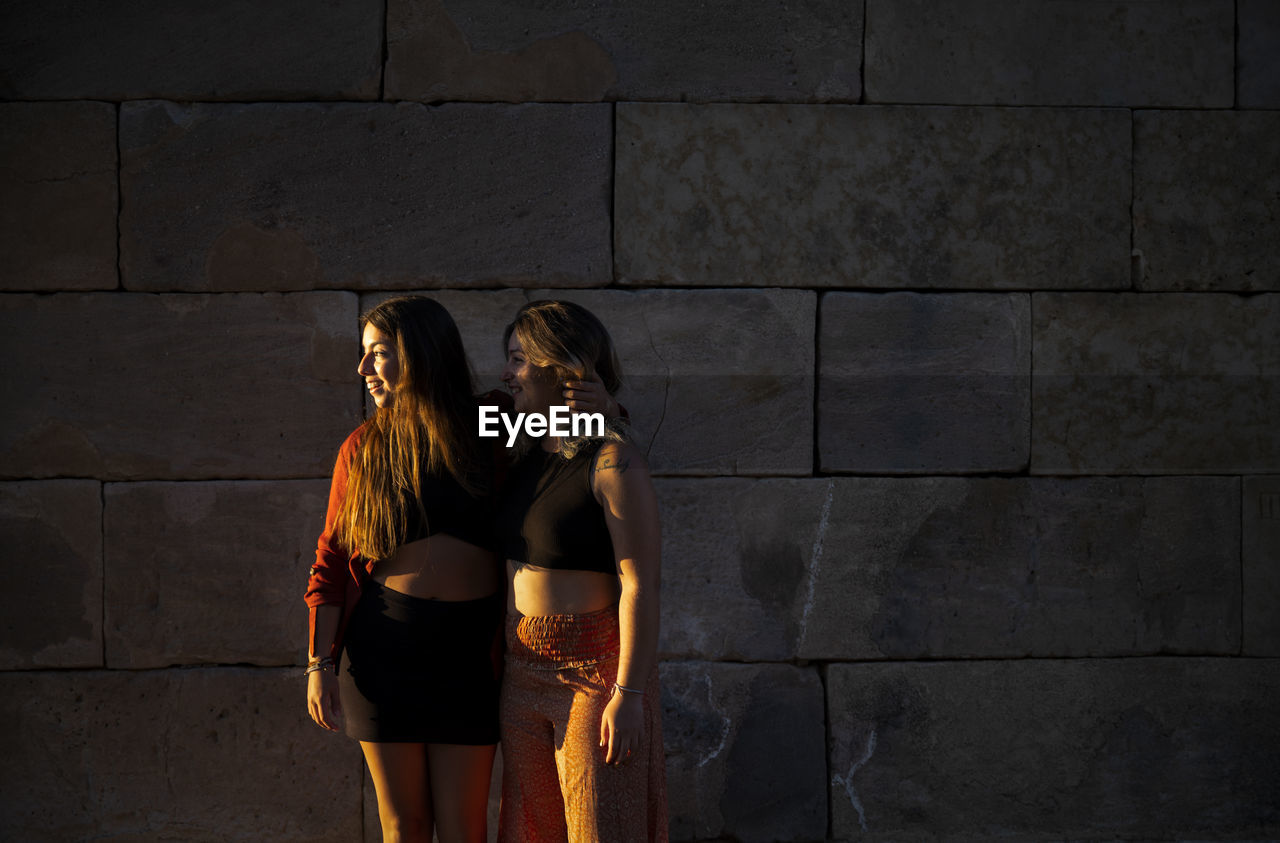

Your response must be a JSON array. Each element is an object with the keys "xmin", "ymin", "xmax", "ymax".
[
  {"xmin": 656, "ymin": 479, "xmax": 831, "ymax": 661},
  {"xmin": 820, "ymin": 293, "xmax": 1029, "ymax": 474},
  {"xmin": 364, "ymin": 288, "xmax": 815, "ymax": 475},
  {"xmin": 616, "ymin": 104, "xmax": 1130, "ymax": 289},
  {"xmin": 104, "ymin": 481, "xmax": 330, "ymax": 668},
  {"xmin": 661, "ymin": 661, "xmax": 826, "ymax": 842},
  {"xmin": 120, "ymin": 102, "xmax": 611, "ymax": 292},
  {"xmin": 1240, "ymin": 0, "xmax": 1280, "ymax": 107},
  {"xmin": 0, "ymin": 293, "xmax": 360, "ymax": 480},
  {"xmin": 827, "ymin": 659, "xmax": 1280, "ymax": 839},
  {"xmin": 0, "ymin": 481, "xmax": 101, "ymax": 668},
  {"xmin": 0, "ymin": 0, "xmax": 382, "ymax": 101},
  {"xmin": 0, "ymin": 103, "xmax": 117, "ymax": 291},
  {"xmin": 804, "ymin": 477, "xmax": 1241, "ymax": 660},
  {"xmin": 659, "ymin": 477, "xmax": 1237, "ymax": 663},
  {"xmin": 0, "ymin": 668, "xmax": 363, "ymax": 842},
  {"xmin": 1244, "ymin": 476, "xmax": 1280, "ymax": 657},
  {"xmin": 386, "ymin": 0, "xmax": 862, "ymax": 103},
  {"xmin": 865, "ymin": 0, "xmax": 1233, "ymax": 107},
  {"xmin": 1135, "ymin": 111, "xmax": 1280, "ymax": 291},
  {"xmin": 1032, "ymin": 293, "xmax": 1280, "ymax": 474}
]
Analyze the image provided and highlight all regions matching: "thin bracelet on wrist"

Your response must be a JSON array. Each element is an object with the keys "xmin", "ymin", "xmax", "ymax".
[
  {"xmin": 613, "ymin": 682, "xmax": 643, "ymax": 696},
  {"xmin": 304, "ymin": 657, "xmax": 334, "ymax": 676}
]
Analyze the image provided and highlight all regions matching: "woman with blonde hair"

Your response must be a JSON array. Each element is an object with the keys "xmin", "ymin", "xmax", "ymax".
[{"xmin": 496, "ymin": 300, "xmax": 668, "ymax": 842}]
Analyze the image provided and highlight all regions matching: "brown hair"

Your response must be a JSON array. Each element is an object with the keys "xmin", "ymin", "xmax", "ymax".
[
  {"xmin": 334, "ymin": 296, "xmax": 484, "ymax": 559},
  {"xmin": 504, "ymin": 299, "xmax": 627, "ymax": 458}
]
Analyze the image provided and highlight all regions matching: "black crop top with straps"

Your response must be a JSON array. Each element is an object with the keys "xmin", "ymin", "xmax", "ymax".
[{"xmin": 496, "ymin": 442, "xmax": 616, "ymax": 575}]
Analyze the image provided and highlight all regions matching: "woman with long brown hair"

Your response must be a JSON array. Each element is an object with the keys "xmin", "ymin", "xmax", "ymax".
[
  {"xmin": 496, "ymin": 300, "xmax": 668, "ymax": 842},
  {"xmin": 304, "ymin": 295, "xmax": 500, "ymax": 843}
]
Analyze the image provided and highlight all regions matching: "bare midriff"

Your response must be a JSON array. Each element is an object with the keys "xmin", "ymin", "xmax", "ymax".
[
  {"xmin": 372, "ymin": 533, "xmax": 501, "ymax": 601},
  {"xmin": 506, "ymin": 561, "xmax": 620, "ymax": 617}
]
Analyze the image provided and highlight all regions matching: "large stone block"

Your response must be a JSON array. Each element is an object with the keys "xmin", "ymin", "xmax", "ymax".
[
  {"xmin": 616, "ymin": 104, "xmax": 1130, "ymax": 289},
  {"xmin": 827, "ymin": 659, "xmax": 1280, "ymax": 839},
  {"xmin": 1245, "ymin": 477, "xmax": 1280, "ymax": 657},
  {"xmin": 803, "ymin": 477, "xmax": 1240, "ymax": 660},
  {"xmin": 1240, "ymin": 0, "xmax": 1280, "ymax": 108},
  {"xmin": 104, "ymin": 481, "xmax": 330, "ymax": 668},
  {"xmin": 1032, "ymin": 293, "xmax": 1280, "ymax": 474},
  {"xmin": 661, "ymin": 662, "xmax": 826, "ymax": 842},
  {"xmin": 386, "ymin": 0, "xmax": 861, "ymax": 103},
  {"xmin": 0, "ymin": 668, "xmax": 362, "ymax": 842},
  {"xmin": 0, "ymin": 293, "xmax": 360, "ymax": 480},
  {"xmin": 1134, "ymin": 111, "xmax": 1280, "ymax": 291},
  {"xmin": 0, "ymin": 481, "xmax": 101, "ymax": 668},
  {"xmin": 661, "ymin": 477, "xmax": 1237, "ymax": 663},
  {"xmin": 865, "ymin": 0, "xmax": 1233, "ymax": 107},
  {"xmin": 0, "ymin": 103, "xmax": 116, "ymax": 291},
  {"xmin": 120, "ymin": 102, "xmax": 611, "ymax": 292},
  {"xmin": 0, "ymin": 0, "xmax": 381, "ymax": 100},
  {"xmin": 820, "ymin": 292, "xmax": 1029, "ymax": 473},
  {"xmin": 365, "ymin": 288, "xmax": 815, "ymax": 476}
]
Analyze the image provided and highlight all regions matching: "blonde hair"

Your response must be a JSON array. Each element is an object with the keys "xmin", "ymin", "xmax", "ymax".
[
  {"xmin": 334, "ymin": 296, "xmax": 485, "ymax": 560},
  {"xmin": 504, "ymin": 300, "xmax": 628, "ymax": 459}
]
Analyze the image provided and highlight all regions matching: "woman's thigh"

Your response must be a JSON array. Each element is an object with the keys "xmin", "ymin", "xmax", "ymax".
[
  {"xmin": 427, "ymin": 743, "xmax": 497, "ymax": 843},
  {"xmin": 360, "ymin": 741, "xmax": 432, "ymax": 841}
]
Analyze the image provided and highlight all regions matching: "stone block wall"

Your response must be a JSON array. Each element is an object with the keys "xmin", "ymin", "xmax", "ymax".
[{"xmin": 1, "ymin": 2, "xmax": 1277, "ymax": 840}]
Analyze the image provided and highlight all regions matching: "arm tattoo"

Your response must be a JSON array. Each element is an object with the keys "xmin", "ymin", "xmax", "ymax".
[{"xmin": 595, "ymin": 456, "xmax": 631, "ymax": 475}]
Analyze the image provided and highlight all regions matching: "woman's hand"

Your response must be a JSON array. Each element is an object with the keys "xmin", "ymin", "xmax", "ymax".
[
  {"xmin": 563, "ymin": 377, "xmax": 617, "ymax": 418},
  {"xmin": 599, "ymin": 688, "xmax": 644, "ymax": 765},
  {"xmin": 307, "ymin": 669, "xmax": 343, "ymax": 732}
]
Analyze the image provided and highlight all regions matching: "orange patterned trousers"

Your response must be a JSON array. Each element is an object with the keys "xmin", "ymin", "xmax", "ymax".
[{"xmin": 498, "ymin": 605, "xmax": 668, "ymax": 842}]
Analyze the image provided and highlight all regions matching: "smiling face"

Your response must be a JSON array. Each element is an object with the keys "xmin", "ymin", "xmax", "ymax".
[
  {"xmin": 501, "ymin": 333, "xmax": 561, "ymax": 416},
  {"xmin": 358, "ymin": 322, "xmax": 400, "ymax": 408}
]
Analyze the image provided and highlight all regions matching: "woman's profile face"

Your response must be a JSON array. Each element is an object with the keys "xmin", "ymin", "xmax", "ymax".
[
  {"xmin": 501, "ymin": 334, "xmax": 560, "ymax": 415},
  {"xmin": 358, "ymin": 323, "xmax": 400, "ymax": 409}
]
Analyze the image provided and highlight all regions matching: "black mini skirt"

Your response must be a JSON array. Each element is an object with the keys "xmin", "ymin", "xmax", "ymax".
[{"xmin": 339, "ymin": 579, "xmax": 502, "ymax": 744}]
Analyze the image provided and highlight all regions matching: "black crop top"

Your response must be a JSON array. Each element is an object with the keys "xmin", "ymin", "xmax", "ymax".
[
  {"xmin": 497, "ymin": 443, "xmax": 616, "ymax": 575},
  {"xmin": 400, "ymin": 457, "xmax": 494, "ymax": 552}
]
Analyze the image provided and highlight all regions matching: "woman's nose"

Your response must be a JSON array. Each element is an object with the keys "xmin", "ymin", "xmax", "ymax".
[{"xmin": 357, "ymin": 352, "xmax": 374, "ymax": 377}]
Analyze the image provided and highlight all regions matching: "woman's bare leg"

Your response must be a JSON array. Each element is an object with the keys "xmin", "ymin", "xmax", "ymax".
[
  {"xmin": 428, "ymin": 743, "xmax": 498, "ymax": 843},
  {"xmin": 361, "ymin": 741, "xmax": 433, "ymax": 843}
]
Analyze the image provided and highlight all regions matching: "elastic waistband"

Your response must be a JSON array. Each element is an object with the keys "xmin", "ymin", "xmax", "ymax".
[
  {"xmin": 506, "ymin": 604, "xmax": 620, "ymax": 669},
  {"xmin": 364, "ymin": 579, "xmax": 502, "ymax": 614}
]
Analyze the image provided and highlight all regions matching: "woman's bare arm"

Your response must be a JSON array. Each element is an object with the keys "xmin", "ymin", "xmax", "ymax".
[{"xmin": 593, "ymin": 441, "xmax": 661, "ymax": 764}]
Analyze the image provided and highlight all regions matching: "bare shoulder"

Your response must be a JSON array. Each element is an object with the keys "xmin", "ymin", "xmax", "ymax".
[{"xmin": 592, "ymin": 440, "xmax": 647, "ymax": 478}]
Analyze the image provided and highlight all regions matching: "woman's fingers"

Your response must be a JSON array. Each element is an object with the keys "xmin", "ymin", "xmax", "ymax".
[
  {"xmin": 563, "ymin": 380, "xmax": 599, "ymax": 411},
  {"xmin": 609, "ymin": 730, "xmax": 639, "ymax": 765},
  {"xmin": 308, "ymin": 673, "xmax": 342, "ymax": 731}
]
